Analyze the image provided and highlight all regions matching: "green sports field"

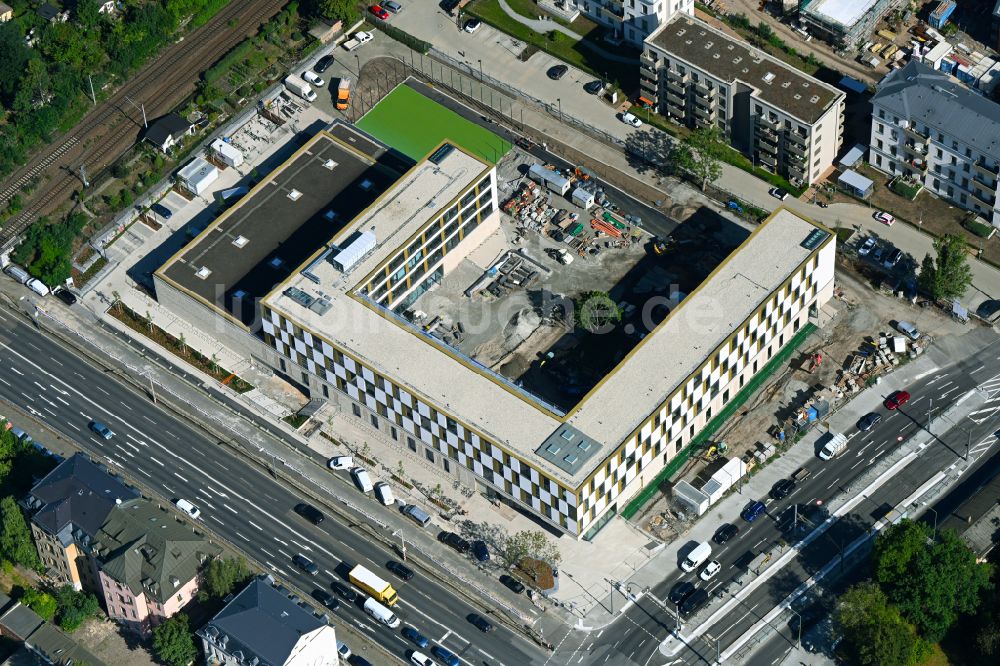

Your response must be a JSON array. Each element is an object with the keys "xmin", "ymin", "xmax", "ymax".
[{"xmin": 356, "ymin": 85, "xmax": 511, "ymax": 164}]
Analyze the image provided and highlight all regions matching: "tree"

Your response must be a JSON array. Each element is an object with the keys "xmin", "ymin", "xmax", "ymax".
[
  {"xmin": 152, "ymin": 613, "xmax": 198, "ymax": 666},
  {"xmin": 573, "ymin": 291, "xmax": 622, "ymax": 332},
  {"xmin": 917, "ymin": 234, "xmax": 973, "ymax": 301},
  {"xmin": 0, "ymin": 496, "xmax": 40, "ymax": 570},
  {"xmin": 203, "ymin": 556, "xmax": 252, "ymax": 599},
  {"xmin": 502, "ymin": 530, "xmax": 561, "ymax": 569},
  {"xmin": 835, "ymin": 582, "xmax": 929, "ymax": 666},
  {"xmin": 313, "ymin": 0, "xmax": 360, "ymax": 25},
  {"xmin": 676, "ymin": 127, "xmax": 725, "ymax": 191},
  {"xmin": 54, "ymin": 585, "xmax": 100, "ymax": 632},
  {"xmin": 874, "ymin": 520, "xmax": 993, "ymax": 641},
  {"xmin": 20, "ymin": 587, "xmax": 57, "ymax": 621}
]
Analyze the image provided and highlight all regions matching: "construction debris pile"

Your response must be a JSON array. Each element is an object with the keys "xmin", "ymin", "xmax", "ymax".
[
  {"xmin": 466, "ymin": 250, "xmax": 547, "ymax": 299},
  {"xmin": 404, "ymin": 310, "xmax": 466, "ymax": 347},
  {"xmin": 838, "ymin": 331, "xmax": 929, "ymax": 394}
]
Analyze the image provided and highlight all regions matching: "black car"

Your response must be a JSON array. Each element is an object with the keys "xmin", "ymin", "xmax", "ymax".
[
  {"xmin": 386, "ymin": 560, "xmax": 414, "ymax": 581},
  {"xmin": 680, "ymin": 588, "xmax": 709, "ymax": 615},
  {"xmin": 438, "ymin": 531, "xmax": 470, "ymax": 553},
  {"xmin": 857, "ymin": 412, "xmax": 882, "ymax": 432},
  {"xmin": 150, "ymin": 202, "xmax": 172, "ymax": 219},
  {"xmin": 668, "ymin": 581, "xmax": 695, "ymax": 605},
  {"xmin": 471, "ymin": 540, "xmax": 490, "ymax": 562},
  {"xmin": 440, "ymin": 0, "xmax": 459, "ymax": 13},
  {"xmin": 292, "ymin": 554, "xmax": 319, "ymax": 575},
  {"xmin": 547, "ymin": 64, "xmax": 569, "ymax": 80},
  {"xmin": 53, "ymin": 288, "xmax": 77, "ymax": 306},
  {"xmin": 499, "ymin": 575, "xmax": 525, "ymax": 594},
  {"xmin": 468, "ymin": 613, "xmax": 494, "ymax": 632},
  {"xmin": 331, "ymin": 581, "xmax": 358, "ymax": 602},
  {"xmin": 584, "ymin": 80, "xmax": 604, "ymax": 94},
  {"xmin": 294, "ymin": 503, "xmax": 325, "ymax": 525},
  {"xmin": 312, "ymin": 589, "xmax": 340, "ymax": 610},
  {"xmin": 713, "ymin": 523, "xmax": 739, "ymax": 545},
  {"xmin": 314, "ymin": 54, "xmax": 335, "ymax": 73},
  {"xmin": 770, "ymin": 478, "xmax": 796, "ymax": 500}
]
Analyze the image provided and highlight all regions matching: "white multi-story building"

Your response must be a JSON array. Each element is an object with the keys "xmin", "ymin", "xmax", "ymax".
[
  {"xmin": 641, "ymin": 16, "xmax": 845, "ymax": 186},
  {"xmin": 155, "ymin": 122, "xmax": 836, "ymax": 540},
  {"xmin": 565, "ymin": 0, "xmax": 692, "ymax": 45},
  {"xmin": 869, "ymin": 60, "xmax": 1000, "ymax": 227}
]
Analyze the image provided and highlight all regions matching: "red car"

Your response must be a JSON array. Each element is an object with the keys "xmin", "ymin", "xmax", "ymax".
[
  {"xmin": 370, "ymin": 4, "xmax": 390, "ymax": 19},
  {"xmin": 885, "ymin": 390, "xmax": 911, "ymax": 410}
]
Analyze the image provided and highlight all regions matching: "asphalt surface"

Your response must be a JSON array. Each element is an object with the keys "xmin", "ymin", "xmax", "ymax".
[
  {"xmin": 0, "ymin": 306, "xmax": 544, "ymax": 666},
  {"xmin": 569, "ymin": 341, "xmax": 1000, "ymax": 666}
]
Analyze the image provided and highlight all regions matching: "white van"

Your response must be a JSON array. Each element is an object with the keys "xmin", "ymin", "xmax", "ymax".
[
  {"xmin": 374, "ymin": 481, "xmax": 394, "ymax": 506},
  {"xmin": 818, "ymin": 432, "xmax": 848, "ymax": 460},
  {"xmin": 351, "ymin": 467, "xmax": 373, "ymax": 493},
  {"xmin": 174, "ymin": 498, "xmax": 202, "ymax": 520},
  {"xmin": 363, "ymin": 597, "xmax": 400, "ymax": 628},
  {"xmin": 26, "ymin": 278, "xmax": 49, "ymax": 296},
  {"xmin": 681, "ymin": 541, "xmax": 712, "ymax": 572}
]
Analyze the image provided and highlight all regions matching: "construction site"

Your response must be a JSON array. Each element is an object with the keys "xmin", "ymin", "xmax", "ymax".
[{"xmin": 404, "ymin": 149, "xmax": 752, "ymax": 411}]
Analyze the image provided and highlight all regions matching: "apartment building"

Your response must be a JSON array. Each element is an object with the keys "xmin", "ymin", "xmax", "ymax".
[
  {"xmin": 869, "ymin": 60, "xmax": 1000, "ymax": 227},
  {"xmin": 800, "ymin": 0, "xmax": 907, "ymax": 48},
  {"xmin": 641, "ymin": 16, "xmax": 846, "ymax": 186},
  {"xmin": 20, "ymin": 453, "xmax": 140, "ymax": 593},
  {"xmin": 563, "ymin": 0, "xmax": 692, "ymax": 45}
]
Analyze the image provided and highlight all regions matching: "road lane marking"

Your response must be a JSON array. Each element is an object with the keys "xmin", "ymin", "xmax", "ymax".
[
  {"xmin": 248, "ymin": 520, "xmax": 263, "ymax": 531},
  {"xmin": 235, "ymin": 532, "xmax": 250, "ymax": 542},
  {"xmin": 136, "ymin": 467, "xmax": 151, "ymax": 478},
  {"xmin": 174, "ymin": 472, "xmax": 189, "ymax": 483},
  {"xmin": 826, "ymin": 478, "xmax": 840, "ymax": 490},
  {"xmin": 223, "ymin": 503, "xmax": 238, "ymax": 514}
]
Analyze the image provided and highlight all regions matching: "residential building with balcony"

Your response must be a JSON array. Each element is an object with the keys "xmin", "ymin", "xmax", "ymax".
[
  {"xmin": 642, "ymin": 16, "xmax": 845, "ymax": 186},
  {"xmin": 869, "ymin": 60, "xmax": 1000, "ymax": 227},
  {"xmin": 566, "ymin": 0, "xmax": 692, "ymax": 45}
]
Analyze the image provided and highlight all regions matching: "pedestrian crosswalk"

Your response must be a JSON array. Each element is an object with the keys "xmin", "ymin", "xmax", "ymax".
[{"xmin": 969, "ymin": 373, "xmax": 1000, "ymax": 424}]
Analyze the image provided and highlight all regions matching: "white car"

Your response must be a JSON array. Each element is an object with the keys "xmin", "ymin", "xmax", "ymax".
[
  {"xmin": 303, "ymin": 70, "xmax": 325, "ymax": 87},
  {"xmin": 351, "ymin": 467, "xmax": 374, "ymax": 493},
  {"xmin": 857, "ymin": 237, "xmax": 876, "ymax": 256},
  {"xmin": 174, "ymin": 499, "xmax": 201, "ymax": 520},
  {"xmin": 328, "ymin": 455, "xmax": 353, "ymax": 470},
  {"xmin": 768, "ymin": 187, "xmax": 789, "ymax": 201},
  {"xmin": 336, "ymin": 641, "xmax": 351, "ymax": 659},
  {"xmin": 409, "ymin": 652, "xmax": 436, "ymax": 666},
  {"xmin": 464, "ymin": 18, "xmax": 481, "ymax": 33},
  {"xmin": 874, "ymin": 211, "xmax": 895, "ymax": 226},
  {"xmin": 700, "ymin": 560, "xmax": 721, "ymax": 581},
  {"xmin": 620, "ymin": 112, "xmax": 643, "ymax": 128}
]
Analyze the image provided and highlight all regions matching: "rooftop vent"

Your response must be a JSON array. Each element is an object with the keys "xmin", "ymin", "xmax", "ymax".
[
  {"xmin": 269, "ymin": 257, "xmax": 284, "ymax": 269},
  {"xmin": 782, "ymin": 81, "xmax": 791, "ymax": 88},
  {"xmin": 810, "ymin": 95, "xmax": 820, "ymax": 103},
  {"xmin": 727, "ymin": 44, "xmax": 735, "ymax": 50},
  {"xmin": 563, "ymin": 454, "xmax": 578, "ymax": 465},
  {"xmin": 677, "ymin": 28, "xmax": 686, "ymax": 36},
  {"xmin": 195, "ymin": 266, "xmax": 212, "ymax": 280},
  {"xmin": 232, "ymin": 235, "xmax": 248, "ymax": 248},
  {"xmin": 324, "ymin": 210, "xmax": 337, "ymax": 221},
  {"xmin": 713, "ymin": 53, "xmax": 721, "ymax": 59},
  {"xmin": 331, "ymin": 230, "xmax": 377, "ymax": 273},
  {"xmin": 359, "ymin": 178, "xmax": 374, "ymax": 191},
  {"xmin": 559, "ymin": 430, "xmax": 574, "ymax": 441},
  {"xmin": 763, "ymin": 72, "xmax": 776, "ymax": 84},
  {"xmin": 733, "ymin": 57, "xmax": 742, "ymax": 64},
  {"xmin": 578, "ymin": 440, "xmax": 592, "ymax": 452},
  {"xmin": 802, "ymin": 81, "xmax": 810, "ymax": 87},
  {"xmin": 233, "ymin": 289, "xmax": 247, "ymax": 299},
  {"xmin": 794, "ymin": 94, "xmax": 801, "ymax": 99},
  {"xmin": 685, "ymin": 39, "xmax": 692, "ymax": 45},
  {"xmin": 323, "ymin": 159, "xmax": 338, "ymax": 170},
  {"xmin": 704, "ymin": 41, "xmax": 714, "ymax": 49},
  {"xmin": 429, "ymin": 143, "xmax": 456, "ymax": 165},
  {"xmin": 287, "ymin": 189, "xmax": 302, "ymax": 201}
]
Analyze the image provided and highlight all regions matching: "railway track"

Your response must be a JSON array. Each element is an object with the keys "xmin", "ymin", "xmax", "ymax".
[{"xmin": 0, "ymin": 0, "xmax": 288, "ymax": 248}]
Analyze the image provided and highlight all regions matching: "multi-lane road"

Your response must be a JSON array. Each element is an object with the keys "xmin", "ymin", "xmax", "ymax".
[
  {"xmin": 562, "ymin": 332, "xmax": 1000, "ymax": 666},
  {"xmin": 0, "ymin": 305, "xmax": 546, "ymax": 666}
]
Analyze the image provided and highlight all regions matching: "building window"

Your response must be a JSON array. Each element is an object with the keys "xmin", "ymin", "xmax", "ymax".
[
  {"xmin": 443, "ymin": 459, "xmax": 451, "ymax": 472},
  {"xmin": 279, "ymin": 359, "xmax": 286, "ymax": 372},
  {"xmin": 425, "ymin": 448, "xmax": 435, "ymax": 463},
  {"xmin": 390, "ymin": 426, "xmax": 398, "ymax": 441},
  {"xmin": 408, "ymin": 437, "xmax": 417, "ymax": 451},
  {"xmin": 352, "ymin": 403, "xmax": 361, "ymax": 418},
  {"xmin": 321, "ymin": 384, "xmax": 329, "ymax": 398},
  {"xmin": 370, "ymin": 414, "xmax": 379, "ymax": 429},
  {"xmin": 301, "ymin": 372, "xmax": 309, "ymax": 385}
]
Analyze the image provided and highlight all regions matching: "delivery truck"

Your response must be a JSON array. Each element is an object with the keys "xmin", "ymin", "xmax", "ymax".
[
  {"xmin": 818, "ymin": 432, "xmax": 848, "ymax": 460},
  {"xmin": 343, "ymin": 31, "xmax": 373, "ymax": 51},
  {"xmin": 349, "ymin": 564, "xmax": 398, "ymax": 605},
  {"xmin": 336, "ymin": 77, "xmax": 351, "ymax": 111},
  {"xmin": 284, "ymin": 74, "xmax": 316, "ymax": 102}
]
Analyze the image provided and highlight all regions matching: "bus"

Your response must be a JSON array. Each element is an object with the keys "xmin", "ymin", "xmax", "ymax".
[{"xmin": 348, "ymin": 565, "xmax": 398, "ymax": 606}]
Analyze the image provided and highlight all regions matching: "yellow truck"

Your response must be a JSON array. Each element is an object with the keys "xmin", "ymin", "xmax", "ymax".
[
  {"xmin": 336, "ymin": 77, "xmax": 351, "ymax": 111},
  {"xmin": 349, "ymin": 564, "xmax": 398, "ymax": 606}
]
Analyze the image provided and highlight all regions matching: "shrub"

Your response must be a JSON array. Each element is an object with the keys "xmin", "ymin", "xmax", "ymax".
[
  {"xmin": 20, "ymin": 587, "xmax": 57, "ymax": 621},
  {"xmin": 964, "ymin": 218, "xmax": 994, "ymax": 239}
]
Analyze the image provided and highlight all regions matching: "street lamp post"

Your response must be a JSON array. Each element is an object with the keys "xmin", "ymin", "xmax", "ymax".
[
  {"xmin": 557, "ymin": 98, "xmax": 562, "ymax": 122},
  {"xmin": 355, "ymin": 54, "xmax": 361, "ymax": 77},
  {"xmin": 704, "ymin": 632, "xmax": 721, "ymax": 664},
  {"xmin": 789, "ymin": 608, "xmax": 802, "ymax": 649}
]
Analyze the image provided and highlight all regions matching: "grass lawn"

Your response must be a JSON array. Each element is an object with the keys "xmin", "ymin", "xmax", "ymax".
[
  {"xmin": 356, "ymin": 85, "xmax": 512, "ymax": 164},
  {"xmin": 466, "ymin": 0, "xmax": 638, "ymax": 89}
]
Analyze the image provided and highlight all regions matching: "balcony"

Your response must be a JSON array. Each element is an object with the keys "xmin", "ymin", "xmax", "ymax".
[
  {"xmin": 756, "ymin": 138, "xmax": 778, "ymax": 155},
  {"xmin": 693, "ymin": 80, "xmax": 711, "ymax": 96},
  {"xmin": 786, "ymin": 131, "xmax": 808, "ymax": 147},
  {"xmin": 903, "ymin": 124, "xmax": 928, "ymax": 142},
  {"xmin": 973, "ymin": 171, "xmax": 997, "ymax": 190},
  {"xmin": 665, "ymin": 78, "xmax": 686, "ymax": 95},
  {"xmin": 785, "ymin": 141, "xmax": 807, "ymax": 158},
  {"xmin": 910, "ymin": 159, "xmax": 929, "ymax": 174},
  {"xmin": 640, "ymin": 54, "xmax": 656, "ymax": 70},
  {"xmin": 973, "ymin": 189, "xmax": 996, "ymax": 207},
  {"xmin": 975, "ymin": 159, "xmax": 1000, "ymax": 178},
  {"xmin": 693, "ymin": 94, "xmax": 715, "ymax": 110},
  {"xmin": 755, "ymin": 127, "xmax": 778, "ymax": 144},
  {"xmin": 757, "ymin": 152, "xmax": 777, "ymax": 168},
  {"xmin": 640, "ymin": 77, "xmax": 657, "ymax": 94},
  {"xmin": 786, "ymin": 162, "xmax": 807, "ymax": 180},
  {"xmin": 692, "ymin": 104, "xmax": 715, "ymax": 120},
  {"xmin": 666, "ymin": 90, "xmax": 685, "ymax": 108},
  {"xmin": 902, "ymin": 141, "xmax": 928, "ymax": 157},
  {"xmin": 756, "ymin": 115, "xmax": 779, "ymax": 131},
  {"xmin": 693, "ymin": 115, "xmax": 714, "ymax": 129},
  {"xmin": 667, "ymin": 69, "xmax": 688, "ymax": 84}
]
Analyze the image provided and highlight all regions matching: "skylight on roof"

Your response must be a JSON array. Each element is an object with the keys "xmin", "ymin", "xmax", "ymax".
[
  {"xmin": 763, "ymin": 72, "xmax": 776, "ymax": 84},
  {"xmin": 323, "ymin": 159, "xmax": 338, "ymax": 170},
  {"xmin": 195, "ymin": 267, "xmax": 212, "ymax": 279},
  {"xmin": 232, "ymin": 235, "xmax": 248, "ymax": 248},
  {"xmin": 288, "ymin": 189, "xmax": 303, "ymax": 201}
]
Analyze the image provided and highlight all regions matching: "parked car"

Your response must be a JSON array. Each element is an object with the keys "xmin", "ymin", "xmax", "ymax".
[
  {"xmin": 499, "ymin": 574, "xmax": 525, "ymax": 594},
  {"xmin": 741, "ymin": 501, "xmax": 766, "ymax": 522},
  {"xmin": 337, "ymin": 640, "xmax": 352, "ymax": 659},
  {"xmin": 872, "ymin": 245, "xmax": 885, "ymax": 263},
  {"xmin": 857, "ymin": 412, "xmax": 882, "ymax": 432},
  {"xmin": 402, "ymin": 626, "xmax": 429, "ymax": 648},
  {"xmin": 620, "ymin": 112, "xmax": 643, "ymax": 128},
  {"xmin": 369, "ymin": 4, "xmax": 390, "ymax": 20},
  {"xmin": 150, "ymin": 203, "xmax": 172, "ymax": 219},
  {"xmin": 883, "ymin": 248, "xmax": 902, "ymax": 267},
  {"xmin": 680, "ymin": 588, "xmax": 709, "ymax": 615},
  {"xmin": 770, "ymin": 478, "xmax": 796, "ymax": 500},
  {"xmin": 547, "ymin": 64, "xmax": 568, "ymax": 80},
  {"xmin": 314, "ymin": 55, "xmax": 335, "ymax": 73},
  {"xmin": 294, "ymin": 503, "xmax": 325, "ymax": 525},
  {"xmin": 293, "ymin": 554, "xmax": 319, "ymax": 575},
  {"xmin": 409, "ymin": 652, "xmax": 434, "ymax": 666},
  {"xmin": 313, "ymin": 589, "xmax": 340, "ymax": 610},
  {"xmin": 584, "ymin": 80, "xmax": 604, "ymax": 94},
  {"xmin": 463, "ymin": 18, "xmax": 481, "ymax": 33},
  {"xmin": 699, "ymin": 560, "xmax": 722, "ymax": 581},
  {"xmin": 440, "ymin": 0, "xmax": 460, "ymax": 13},
  {"xmin": 386, "ymin": 560, "xmax": 414, "ymax": 581},
  {"xmin": 331, "ymin": 581, "xmax": 358, "ymax": 602},
  {"xmin": 383, "ymin": 0, "xmax": 402, "ymax": 12},
  {"xmin": 174, "ymin": 498, "xmax": 201, "ymax": 520},
  {"xmin": 468, "ymin": 613, "xmax": 494, "ymax": 632},
  {"xmin": 53, "ymin": 288, "xmax": 77, "ymax": 306},
  {"xmin": 438, "ymin": 531, "xmax": 470, "ymax": 553},
  {"xmin": 431, "ymin": 646, "xmax": 460, "ymax": 666},
  {"xmin": 884, "ymin": 390, "xmax": 911, "ymax": 410},
  {"xmin": 89, "ymin": 421, "xmax": 114, "ymax": 439},
  {"xmin": 712, "ymin": 523, "xmax": 739, "ymax": 544},
  {"xmin": 768, "ymin": 187, "xmax": 789, "ymax": 201},
  {"xmin": 303, "ymin": 70, "xmax": 325, "ymax": 87},
  {"xmin": 668, "ymin": 580, "xmax": 695, "ymax": 605},
  {"xmin": 471, "ymin": 540, "xmax": 490, "ymax": 562},
  {"xmin": 875, "ymin": 211, "xmax": 895, "ymax": 226},
  {"xmin": 351, "ymin": 467, "xmax": 374, "ymax": 492},
  {"xmin": 857, "ymin": 237, "xmax": 876, "ymax": 256},
  {"xmin": 896, "ymin": 320, "xmax": 920, "ymax": 340},
  {"xmin": 328, "ymin": 455, "xmax": 353, "ymax": 470}
]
